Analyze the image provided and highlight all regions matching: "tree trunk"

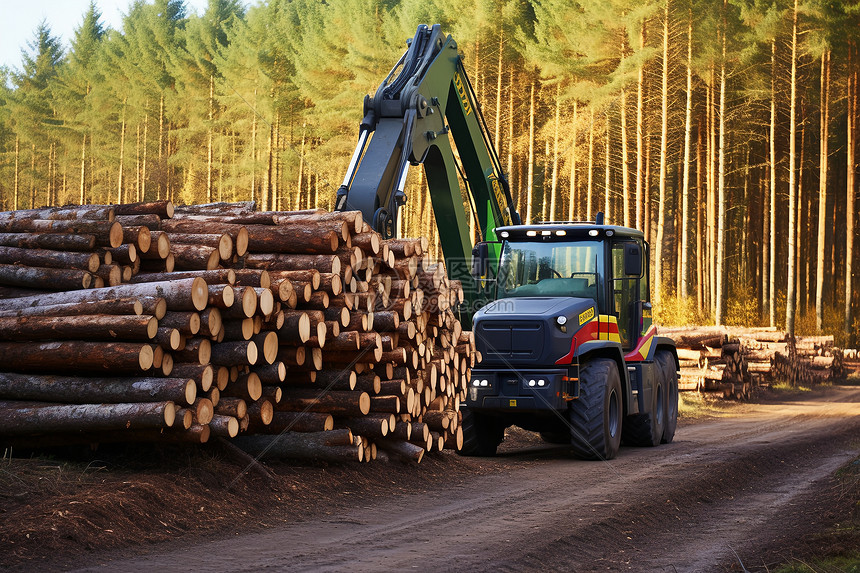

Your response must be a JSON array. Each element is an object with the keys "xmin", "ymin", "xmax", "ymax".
[
  {"xmin": 0, "ymin": 314, "xmax": 156, "ymax": 342},
  {"xmin": 785, "ymin": 0, "xmax": 798, "ymax": 335},
  {"xmin": 636, "ymin": 22, "xmax": 646, "ymax": 230},
  {"xmin": 769, "ymin": 39, "xmax": 778, "ymax": 327},
  {"xmin": 680, "ymin": 10, "xmax": 693, "ymax": 299},
  {"xmin": 526, "ymin": 81, "xmax": 535, "ymax": 223},
  {"xmin": 715, "ymin": 1, "xmax": 727, "ymax": 326},
  {"xmin": 207, "ymin": 75, "xmax": 214, "ymax": 203},
  {"xmin": 846, "ymin": 41, "xmax": 856, "ymax": 337},
  {"xmin": 550, "ymin": 83, "xmax": 560, "ymax": 221},
  {"xmin": 587, "ymin": 107, "xmax": 595, "ymax": 220},
  {"xmin": 568, "ymin": 101, "xmax": 578, "ymax": 221},
  {"xmin": 0, "ymin": 277, "xmax": 207, "ymax": 313},
  {"xmin": 0, "ymin": 401, "xmax": 175, "ymax": 437},
  {"xmin": 0, "ymin": 341, "xmax": 154, "ymax": 373},
  {"xmin": 0, "ymin": 373, "xmax": 194, "ymax": 405},
  {"xmin": 117, "ymin": 100, "xmax": 126, "ymax": 205},
  {"xmin": 655, "ymin": 0, "xmax": 670, "ymax": 307}
]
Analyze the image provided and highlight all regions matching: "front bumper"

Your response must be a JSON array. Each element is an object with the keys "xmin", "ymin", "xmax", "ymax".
[{"xmin": 465, "ymin": 366, "xmax": 580, "ymax": 412}]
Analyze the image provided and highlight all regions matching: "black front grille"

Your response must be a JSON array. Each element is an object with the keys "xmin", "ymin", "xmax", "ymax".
[{"xmin": 476, "ymin": 321, "xmax": 545, "ymax": 364}]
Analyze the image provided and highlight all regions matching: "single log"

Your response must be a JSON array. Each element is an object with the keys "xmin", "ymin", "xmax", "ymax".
[
  {"xmin": 207, "ymin": 284, "xmax": 235, "ymax": 309},
  {"xmin": 277, "ymin": 389, "xmax": 370, "ymax": 416},
  {"xmin": 375, "ymin": 437, "xmax": 424, "ymax": 463},
  {"xmin": 221, "ymin": 372, "xmax": 263, "ymax": 402},
  {"xmin": 199, "ymin": 307, "xmax": 222, "ymax": 337},
  {"xmin": 0, "ymin": 277, "xmax": 207, "ymax": 312},
  {"xmin": 0, "ymin": 219, "xmax": 122, "ymax": 247},
  {"xmin": 115, "ymin": 213, "xmax": 161, "ymax": 231},
  {"xmin": 268, "ymin": 270, "xmax": 321, "ymax": 290},
  {"xmin": 252, "ymin": 331, "xmax": 278, "ymax": 365},
  {"xmin": 209, "ymin": 414, "xmax": 239, "ymax": 438},
  {"xmin": 139, "ymin": 231, "xmax": 170, "ymax": 259},
  {"xmin": 216, "ymin": 397, "xmax": 247, "ymax": 419},
  {"xmin": 0, "ymin": 297, "xmax": 143, "ymax": 319},
  {"xmin": 244, "ymin": 253, "xmax": 341, "ymax": 275},
  {"xmin": 299, "ymin": 369, "xmax": 356, "ymax": 390},
  {"xmin": 160, "ymin": 311, "xmax": 201, "ymax": 336},
  {"xmin": 232, "ymin": 269, "xmax": 270, "ymax": 288},
  {"xmin": 0, "ymin": 233, "xmax": 96, "ymax": 253},
  {"xmin": 0, "ymin": 400, "xmax": 175, "ymax": 436},
  {"xmin": 254, "ymin": 362, "xmax": 286, "ymax": 385},
  {"xmin": 0, "ymin": 246, "xmax": 101, "ymax": 274},
  {"xmin": 123, "ymin": 226, "xmax": 151, "ymax": 253},
  {"xmin": 210, "ymin": 340, "xmax": 258, "ymax": 366},
  {"xmin": 221, "ymin": 318, "xmax": 254, "ymax": 341},
  {"xmin": 391, "ymin": 421, "xmax": 412, "ymax": 441},
  {"xmin": 354, "ymin": 373, "xmax": 381, "ymax": 394},
  {"xmin": 232, "ymin": 431, "xmax": 361, "ymax": 462},
  {"xmin": 0, "ymin": 373, "xmax": 195, "ymax": 405},
  {"xmin": 0, "ymin": 205, "xmax": 114, "ymax": 222},
  {"xmin": 373, "ymin": 310, "xmax": 400, "ymax": 332},
  {"xmin": 0, "ymin": 264, "xmax": 92, "ymax": 290},
  {"xmin": 370, "ymin": 395, "xmax": 400, "ymax": 413},
  {"xmin": 339, "ymin": 416, "xmax": 389, "ymax": 438},
  {"xmin": 0, "ymin": 314, "xmax": 157, "ymax": 341},
  {"xmin": 248, "ymin": 410, "xmax": 333, "ymax": 433},
  {"xmin": 113, "ymin": 200, "xmax": 174, "ymax": 219},
  {"xmin": 245, "ymin": 225, "xmax": 339, "ymax": 254},
  {"xmin": 324, "ymin": 306, "xmax": 351, "ymax": 328},
  {"xmin": 129, "ymin": 269, "xmax": 236, "ymax": 286},
  {"xmin": 167, "ymin": 232, "xmax": 232, "ymax": 260},
  {"xmin": 170, "ymin": 363, "xmax": 214, "ymax": 392},
  {"xmin": 153, "ymin": 327, "xmax": 181, "ymax": 350},
  {"xmin": 172, "ymin": 338, "xmax": 211, "ymax": 365},
  {"xmin": 160, "ymin": 219, "xmax": 249, "ymax": 251},
  {"xmin": 171, "ymin": 243, "xmax": 220, "ymax": 271},
  {"xmin": 0, "ymin": 341, "xmax": 153, "ymax": 373},
  {"xmin": 248, "ymin": 398, "xmax": 274, "ymax": 425}
]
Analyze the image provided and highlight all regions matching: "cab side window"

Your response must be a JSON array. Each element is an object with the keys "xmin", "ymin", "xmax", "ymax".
[{"xmin": 611, "ymin": 240, "xmax": 642, "ymax": 348}]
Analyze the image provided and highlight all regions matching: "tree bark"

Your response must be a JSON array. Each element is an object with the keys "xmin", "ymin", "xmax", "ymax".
[{"xmin": 0, "ymin": 401, "xmax": 175, "ymax": 437}]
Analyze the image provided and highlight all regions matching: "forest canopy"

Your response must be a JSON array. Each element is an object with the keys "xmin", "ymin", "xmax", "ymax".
[{"xmin": 0, "ymin": 0, "xmax": 857, "ymax": 341}]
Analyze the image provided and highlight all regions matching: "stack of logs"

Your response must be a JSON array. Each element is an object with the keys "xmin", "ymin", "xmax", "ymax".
[
  {"xmin": 0, "ymin": 201, "xmax": 477, "ymax": 464},
  {"xmin": 662, "ymin": 326, "xmax": 847, "ymax": 399}
]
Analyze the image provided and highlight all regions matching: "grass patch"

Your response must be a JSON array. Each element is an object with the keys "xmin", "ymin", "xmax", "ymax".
[
  {"xmin": 772, "ymin": 456, "xmax": 860, "ymax": 573},
  {"xmin": 770, "ymin": 380, "xmax": 814, "ymax": 393},
  {"xmin": 678, "ymin": 392, "xmax": 741, "ymax": 420}
]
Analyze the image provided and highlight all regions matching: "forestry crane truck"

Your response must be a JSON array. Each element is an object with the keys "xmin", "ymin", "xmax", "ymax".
[{"xmin": 336, "ymin": 24, "xmax": 679, "ymax": 460}]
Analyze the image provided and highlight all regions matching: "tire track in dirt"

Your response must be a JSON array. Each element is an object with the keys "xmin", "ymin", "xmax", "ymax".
[{"xmin": 71, "ymin": 386, "xmax": 860, "ymax": 572}]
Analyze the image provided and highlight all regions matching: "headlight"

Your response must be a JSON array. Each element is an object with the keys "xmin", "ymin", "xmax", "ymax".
[
  {"xmin": 538, "ymin": 379, "xmax": 546, "ymax": 387},
  {"xmin": 556, "ymin": 316, "xmax": 567, "ymax": 326},
  {"xmin": 480, "ymin": 379, "xmax": 488, "ymax": 387}
]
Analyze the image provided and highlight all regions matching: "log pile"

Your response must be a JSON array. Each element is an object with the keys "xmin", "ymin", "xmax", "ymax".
[
  {"xmin": 661, "ymin": 325, "xmax": 847, "ymax": 399},
  {"xmin": 0, "ymin": 201, "xmax": 476, "ymax": 463}
]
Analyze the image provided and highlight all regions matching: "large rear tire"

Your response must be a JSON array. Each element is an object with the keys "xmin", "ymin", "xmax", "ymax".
[
  {"xmin": 457, "ymin": 408, "xmax": 505, "ymax": 457},
  {"xmin": 622, "ymin": 359, "xmax": 666, "ymax": 447},
  {"xmin": 657, "ymin": 351, "xmax": 679, "ymax": 444},
  {"xmin": 568, "ymin": 358, "xmax": 622, "ymax": 460}
]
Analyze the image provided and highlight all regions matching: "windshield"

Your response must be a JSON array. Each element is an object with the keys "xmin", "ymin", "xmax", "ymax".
[{"xmin": 496, "ymin": 240, "xmax": 604, "ymax": 304}]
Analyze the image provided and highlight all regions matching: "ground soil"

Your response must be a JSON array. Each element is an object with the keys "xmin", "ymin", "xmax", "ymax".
[{"xmin": 1, "ymin": 385, "xmax": 859, "ymax": 572}]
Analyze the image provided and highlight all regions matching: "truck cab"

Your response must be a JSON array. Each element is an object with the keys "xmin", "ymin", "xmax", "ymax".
[{"xmin": 463, "ymin": 218, "xmax": 679, "ymax": 460}]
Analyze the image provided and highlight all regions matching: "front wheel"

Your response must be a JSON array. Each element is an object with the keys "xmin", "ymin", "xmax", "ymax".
[
  {"xmin": 568, "ymin": 358, "xmax": 623, "ymax": 460},
  {"xmin": 457, "ymin": 408, "xmax": 505, "ymax": 456},
  {"xmin": 657, "ymin": 351, "xmax": 679, "ymax": 444}
]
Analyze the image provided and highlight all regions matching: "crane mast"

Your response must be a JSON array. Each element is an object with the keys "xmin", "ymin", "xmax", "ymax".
[{"xmin": 336, "ymin": 25, "xmax": 520, "ymax": 308}]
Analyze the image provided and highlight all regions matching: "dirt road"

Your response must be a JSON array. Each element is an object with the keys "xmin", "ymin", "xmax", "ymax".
[{"xmin": 72, "ymin": 386, "xmax": 860, "ymax": 572}]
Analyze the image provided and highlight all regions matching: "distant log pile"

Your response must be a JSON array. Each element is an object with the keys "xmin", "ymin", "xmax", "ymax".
[
  {"xmin": 661, "ymin": 326, "xmax": 847, "ymax": 399},
  {"xmin": 0, "ymin": 201, "xmax": 476, "ymax": 463}
]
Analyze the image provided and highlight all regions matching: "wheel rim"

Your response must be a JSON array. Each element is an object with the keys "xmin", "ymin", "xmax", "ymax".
[{"xmin": 608, "ymin": 388, "xmax": 620, "ymax": 438}]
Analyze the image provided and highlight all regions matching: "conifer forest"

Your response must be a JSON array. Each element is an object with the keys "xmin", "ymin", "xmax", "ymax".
[{"xmin": 0, "ymin": 0, "xmax": 858, "ymax": 342}]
